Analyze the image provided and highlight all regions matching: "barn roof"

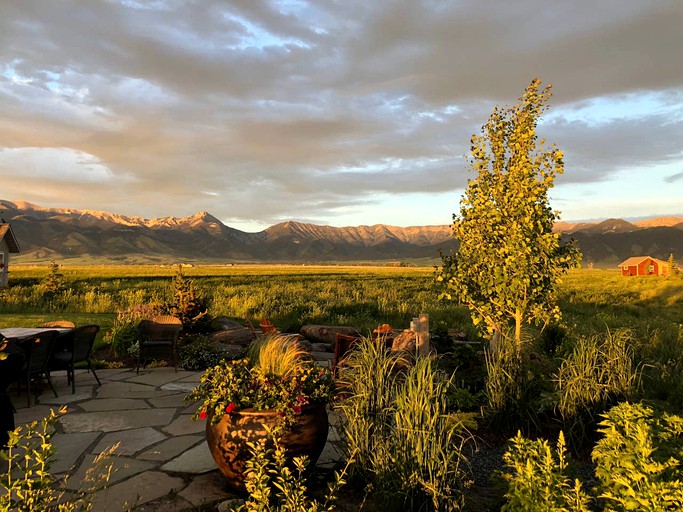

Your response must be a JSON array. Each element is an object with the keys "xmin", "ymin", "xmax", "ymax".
[
  {"xmin": 618, "ymin": 256, "xmax": 669, "ymax": 267},
  {"xmin": 0, "ymin": 224, "xmax": 20, "ymax": 253}
]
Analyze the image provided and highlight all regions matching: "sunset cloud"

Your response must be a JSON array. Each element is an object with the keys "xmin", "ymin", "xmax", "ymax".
[{"xmin": 1, "ymin": 0, "xmax": 681, "ymax": 230}]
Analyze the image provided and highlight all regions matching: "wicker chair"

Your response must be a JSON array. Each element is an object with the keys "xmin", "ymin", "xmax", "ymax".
[
  {"xmin": 136, "ymin": 316, "xmax": 183, "ymax": 373},
  {"xmin": 50, "ymin": 325, "xmax": 101, "ymax": 394}
]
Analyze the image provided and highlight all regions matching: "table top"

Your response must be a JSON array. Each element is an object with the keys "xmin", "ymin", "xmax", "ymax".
[{"xmin": 0, "ymin": 327, "xmax": 72, "ymax": 341}]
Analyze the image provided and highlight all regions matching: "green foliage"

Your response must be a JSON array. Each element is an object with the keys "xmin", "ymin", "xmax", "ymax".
[
  {"xmin": 668, "ymin": 254, "xmax": 680, "ymax": 276},
  {"xmin": 233, "ymin": 424, "xmax": 353, "ymax": 512},
  {"xmin": 178, "ymin": 333, "xmax": 236, "ymax": 371},
  {"xmin": 592, "ymin": 402, "xmax": 683, "ymax": 511},
  {"xmin": 553, "ymin": 328, "xmax": 640, "ymax": 446},
  {"xmin": 438, "ymin": 79, "xmax": 580, "ymax": 345},
  {"xmin": 39, "ymin": 260, "xmax": 65, "ymax": 295},
  {"xmin": 106, "ymin": 303, "xmax": 164, "ymax": 356},
  {"xmin": 186, "ymin": 336, "xmax": 333, "ymax": 426},
  {"xmin": 0, "ymin": 407, "xmax": 115, "ymax": 512},
  {"xmin": 502, "ymin": 431, "xmax": 592, "ymax": 512},
  {"xmin": 168, "ymin": 265, "xmax": 209, "ymax": 331},
  {"xmin": 336, "ymin": 338, "xmax": 469, "ymax": 510},
  {"xmin": 246, "ymin": 334, "xmax": 309, "ymax": 378}
]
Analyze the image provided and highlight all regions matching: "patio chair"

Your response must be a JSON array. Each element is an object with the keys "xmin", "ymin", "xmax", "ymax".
[
  {"xmin": 39, "ymin": 320, "xmax": 76, "ymax": 328},
  {"xmin": 17, "ymin": 330, "xmax": 59, "ymax": 407},
  {"xmin": 332, "ymin": 333, "xmax": 363, "ymax": 379},
  {"xmin": 1, "ymin": 337, "xmax": 25, "ymax": 447},
  {"xmin": 50, "ymin": 324, "xmax": 101, "ymax": 394},
  {"xmin": 136, "ymin": 316, "xmax": 183, "ymax": 373}
]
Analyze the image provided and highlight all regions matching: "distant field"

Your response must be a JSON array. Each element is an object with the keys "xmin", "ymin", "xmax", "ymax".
[{"xmin": 2, "ymin": 265, "xmax": 681, "ymax": 349}]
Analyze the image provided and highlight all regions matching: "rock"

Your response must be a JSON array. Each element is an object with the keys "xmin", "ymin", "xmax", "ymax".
[
  {"xmin": 310, "ymin": 342, "xmax": 332, "ymax": 353},
  {"xmin": 296, "ymin": 338, "xmax": 313, "ymax": 352},
  {"xmin": 214, "ymin": 343, "xmax": 244, "ymax": 359},
  {"xmin": 209, "ymin": 328, "xmax": 255, "ymax": 347},
  {"xmin": 210, "ymin": 317, "xmax": 245, "ymax": 331},
  {"xmin": 391, "ymin": 330, "xmax": 417, "ymax": 353},
  {"xmin": 299, "ymin": 325, "xmax": 360, "ymax": 345}
]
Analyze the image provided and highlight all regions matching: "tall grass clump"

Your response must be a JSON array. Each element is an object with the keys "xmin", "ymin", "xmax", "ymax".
[
  {"xmin": 246, "ymin": 335, "xmax": 309, "ymax": 378},
  {"xmin": 335, "ymin": 337, "xmax": 401, "ymax": 482},
  {"xmin": 554, "ymin": 328, "xmax": 640, "ymax": 446},
  {"xmin": 393, "ymin": 357, "xmax": 470, "ymax": 510},
  {"xmin": 336, "ymin": 338, "xmax": 469, "ymax": 510}
]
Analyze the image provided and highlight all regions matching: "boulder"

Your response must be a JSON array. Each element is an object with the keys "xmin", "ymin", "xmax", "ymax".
[
  {"xmin": 299, "ymin": 325, "xmax": 360, "ymax": 345},
  {"xmin": 210, "ymin": 316, "xmax": 245, "ymax": 331},
  {"xmin": 209, "ymin": 328, "xmax": 256, "ymax": 347},
  {"xmin": 391, "ymin": 330, "xmax": 417, "ymax": 353}
]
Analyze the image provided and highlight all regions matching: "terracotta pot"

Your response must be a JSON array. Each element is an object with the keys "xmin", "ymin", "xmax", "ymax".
[{"xmin": 206, "ymin": 403, "xmax": 329, "ymax": 491}]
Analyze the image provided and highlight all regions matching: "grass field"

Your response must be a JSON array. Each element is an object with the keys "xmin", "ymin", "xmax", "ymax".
[{"xmin": 2, "ymin": 264, "xmax": 681, "ymax": 340}]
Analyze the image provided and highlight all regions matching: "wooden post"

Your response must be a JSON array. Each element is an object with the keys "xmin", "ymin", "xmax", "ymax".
[{"xmin": 417, "ymin": 313, "xmax": 430, "ymax": 356}]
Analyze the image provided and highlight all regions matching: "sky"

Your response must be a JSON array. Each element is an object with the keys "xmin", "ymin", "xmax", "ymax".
[{"xmin": 0, "ymin": 0, "xmax": 682, "ymax": 233}]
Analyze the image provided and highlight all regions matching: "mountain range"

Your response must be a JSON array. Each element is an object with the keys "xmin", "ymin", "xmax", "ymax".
[{"xmin": 2, "ymin": 200, "xmax": 682, "ymax": 266}]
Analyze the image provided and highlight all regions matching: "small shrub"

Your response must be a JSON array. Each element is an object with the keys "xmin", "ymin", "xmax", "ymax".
[
  {"xmin": 592, "ymin": 402, "xmax": 683, "ymax": 511},
  {"xmin": 39, "ymin": 260, "xmax": 65, "ymax": 295},
  {"xmin": 168, "ymin": 265, "xmax": 209, "ymax": 332},
  {"xmin": 501, "ymin": 431, "xmax": 592, "ymax": 512},
  {"xmin": 106, "ymin": 303, "xmax": 164, "ymax": 356},
  {"xmin": 178, "ymin": 334, "xmax": 234, "ymax": 371},
  {"xmin": 0, "ymin": 407, "xmax": 116, "ymax": 511},
  {"xmin": 233, "ymin": 424, "xmax": 353, "ymax": 512}
]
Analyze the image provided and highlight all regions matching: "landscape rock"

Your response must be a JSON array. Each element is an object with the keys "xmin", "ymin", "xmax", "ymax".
[
  {"xmin": 391, "ymin": 330, "xmax": 417, "ymax": 353},
  {"xmin": 300, "ymin": 325, "xmax": 360, "ymax": 345},
  {"xmin": 210, "ymin": 317, "xmax": 244, "ymax": 331},
  {"xmin": 310, "ymin": 342, "xmax": 332, "ymax": 353},
  {"xmin": 209, "ymin": 328, "xmax": 255, "ymax": 346}
]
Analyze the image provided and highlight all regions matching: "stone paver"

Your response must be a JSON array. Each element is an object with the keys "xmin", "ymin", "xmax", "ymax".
[
  {"xmin": 38, "ymin": 387, "xmax": 94, "ymax": 405},
  {"xmin": 126, "ymin": 369, "xmax": 189, "ymax": 387},
  {"xmin": 80, "ymin": 397, "xmax": 151, "ymax": 412},
  {"xmin": 51, "ymin": 432, "xmax": 100, "ymax": 473},
  {"xmin": 162, "ymin": 414, "xmax": 205, "ymax": 436},
  {"xmin": 60, "ymin": 408, "xmax": 177, "ymax": 433},
  {"xmin": 178, "ymin": 472, "xmax": 234, "ymax": 508},
  {"xmin": 93, "ymin": 427, "xmax": 168, "ymax": 456},
  {"xmin": 96, "ymin": 381, "xmax": 179, "ymax": 399},
  {"xmin": 138, "ymin": 435, "xmax": 204, "ymax": 461},
  {"xmin": 148, "ymin": 394, "xmax": 188, "ymax": 408},
  {"xmin": 66, "ymin": 455, "xmax": 156, "ymax": 490},
  {"xmin": 91, "ymin": 470, "xmax": 185, "ymax": 512},
  {"xmin": 7, "ymin": 357, "xmax": 338, "ymax": 511},
  {"xmin": 160, "ymin": 381, "xmax": 196, "ymax": 393},
  {"xmin": 160, "ymin": 441, "xmax": 215, "ymax": 474}
]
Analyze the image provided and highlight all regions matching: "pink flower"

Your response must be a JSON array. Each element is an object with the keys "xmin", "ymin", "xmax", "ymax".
[
  {"xmin": 293, "ymin": 405, "xmax": 302, "ymax": 414},
  {"xmin": 199, "ymin": 410, "xmax": 207, "ymax": 420},
  {"xmin": 225, "ymin": 403, "xmax": 237, "ymax": 414}
]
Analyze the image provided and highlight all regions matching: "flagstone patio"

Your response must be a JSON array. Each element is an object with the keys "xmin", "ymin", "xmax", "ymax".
[{"xmin": 12, "ymin": 362, "xmax": 341, "ymax": 511}]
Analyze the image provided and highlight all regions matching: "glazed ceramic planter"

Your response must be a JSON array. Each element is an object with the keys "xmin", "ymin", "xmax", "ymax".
[{"xmin": 206, "ymin": 403, "xmax": 329, "ymax": 491}]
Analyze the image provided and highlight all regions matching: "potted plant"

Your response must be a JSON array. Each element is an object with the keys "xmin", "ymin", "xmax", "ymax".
[{"xmin": 186, "ymin": 334, "xmax": 334, "ymax": 490}]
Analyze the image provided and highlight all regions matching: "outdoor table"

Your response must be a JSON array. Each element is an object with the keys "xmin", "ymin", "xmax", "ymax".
[
  {"xmin": 0, "ymin": 327, "xmax": 72, "ymax": 341},
  {"xmin": 0, "ymin": 327, "xmax": 72, "ymax": 447}
]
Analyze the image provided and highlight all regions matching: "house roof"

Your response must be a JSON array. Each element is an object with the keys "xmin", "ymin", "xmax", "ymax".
[
  {"xmin": 618, "ymin": 256, "xmax": 669, "ymax": 267},
  {"xmin": 0, "ymin": 224, "xmax": 20, "ymax": 253}
]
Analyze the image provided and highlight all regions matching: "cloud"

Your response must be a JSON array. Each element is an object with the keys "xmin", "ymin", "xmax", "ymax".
[{"xmin": 0, "ymin": 0, "xmax": 681, "ymax": 229}]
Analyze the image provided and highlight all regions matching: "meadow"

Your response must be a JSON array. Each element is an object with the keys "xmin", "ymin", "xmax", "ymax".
[
  {"xmin": 1, "ymin": 264, "xmax": 682, "ymax": 352},
  {"xmin": 3, "ymin": 264, "xmax": 683, "ymax": 510}
]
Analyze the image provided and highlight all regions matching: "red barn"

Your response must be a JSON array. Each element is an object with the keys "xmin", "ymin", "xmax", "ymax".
[{"xmin": 619, "ymin": 256, "xmax": 670, "ymax": 277}]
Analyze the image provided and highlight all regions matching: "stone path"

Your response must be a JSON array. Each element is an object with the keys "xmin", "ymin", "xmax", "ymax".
[{"xmin": 12, "ymin": 360, "xmax": 341, "ymax": 511}]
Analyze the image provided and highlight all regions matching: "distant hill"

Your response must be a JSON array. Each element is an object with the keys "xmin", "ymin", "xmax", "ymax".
[{"xmin": 2, "ymin": 200, "xmax": 681, "ymax": 267}]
